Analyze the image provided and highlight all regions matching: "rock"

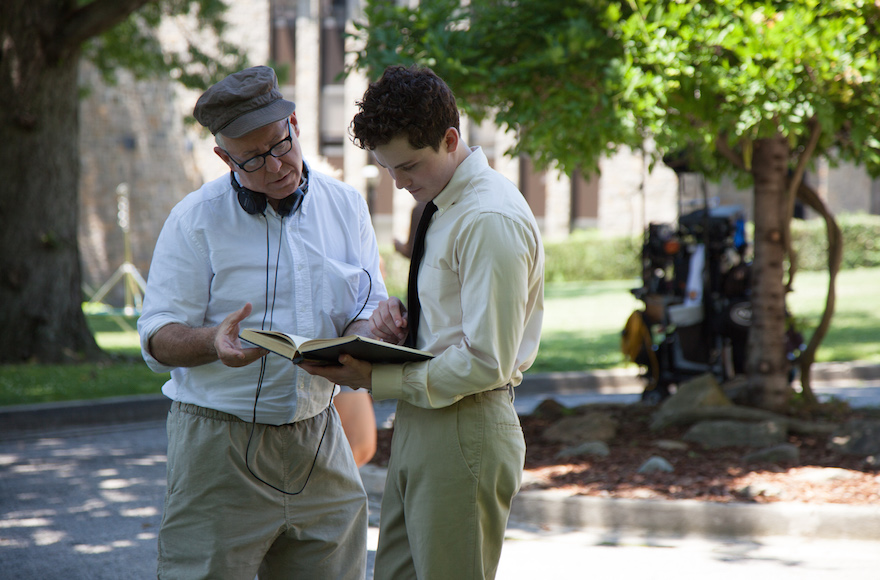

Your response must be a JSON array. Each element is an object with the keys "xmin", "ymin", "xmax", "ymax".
[
  {"xmin": 720, "ymin": 375, "xmax": 751, "ymax": 405},
  {"xmin": 543, "ymin": 411, "xmax": 618, "ymax": 445},
  {"xmin": 653, "ymin": 439, "xmax": 689, "ymax": 451},
  {"xmin": 793, "ymin": 467, "xmax": 860, "ymax": 484},
  {"xmin": 555, "ymin": 441, "xmax": 610, "ymax": 460},
  {"xmin": 738, "ymin": 482, "xmax": 786, "ymax": 500},
  {"xmin": 651, "ymin": 373, "xmax": 733, "ymax": 430},
  {"xmin": 657, "ymin": 373, "xmax": 733, "ymax": 416},
  {"xmin": 742, "ymin": 443, "xmax": 800, "ymax": 465},
  {"xmin": 531, "ymin": 398, "xmax": 568, "ymax": 421},
  {"xmin": 637, "ymin": 456, "xmax": 674, "ymax": 474},
  {"xmin": 828, "ymin": 419, "xmax": 880, "ymax": 456},
  {"xmin": 682, "ymin": 420, "xmax": 787, "ymax": 449}
]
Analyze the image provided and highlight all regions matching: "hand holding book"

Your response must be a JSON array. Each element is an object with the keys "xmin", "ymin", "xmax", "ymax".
[{"xmin": 239, "ymin": 328, "xmax": 433, "ymax": 365}]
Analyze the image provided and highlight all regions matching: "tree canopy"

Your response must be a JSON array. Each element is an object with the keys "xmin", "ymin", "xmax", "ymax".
[
  {"xmin": 354, "ymin": 0, "xmax": 880, "ymax": 178},
  {"xmin": 351, "ymin": 0, "xmax": 880, "ymax": 410}
]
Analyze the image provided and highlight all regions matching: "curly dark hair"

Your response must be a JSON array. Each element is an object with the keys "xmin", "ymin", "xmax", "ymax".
[{"xmin": 350, "ymin": 65, "xmax": 459, "ymax": 151}]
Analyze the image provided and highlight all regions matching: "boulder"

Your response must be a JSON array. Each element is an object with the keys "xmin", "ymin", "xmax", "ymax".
[
  {"xmin": 555, "ymin": 441, "xmax": 611, "ymax": 460},
  {"xmin": 543, "ymin": 412, "xmax": 618, "ymax": 445},
  {"xmin": 828, "ymin": 419, "xmax": 880, "ymax": 456},
  {"xmin": 651, "ymin": 373, "xmax": 733, "ymax": 430},
  {"xmin": 531, "ymin": 398, "xmax": 568, "ymax": 421},
  {"xmin": 682, "ymin": 420, "xmax": 787, "ymax": 449},
  {"xmin": 637, "ymin": 456, "xmax": 674, "ymax": 474},
  {"xmin": 742, "ymin": 443, "xmax": 800, "ymax": 465},
  {"xmin": 659, "ymin": 373, "xmax": 733, "ymax": 412}
]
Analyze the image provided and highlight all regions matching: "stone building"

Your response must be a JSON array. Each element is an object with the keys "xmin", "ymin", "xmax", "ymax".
[{"xmin": 77, "ymin": 0, "xmax": 880, "ymax": 307}]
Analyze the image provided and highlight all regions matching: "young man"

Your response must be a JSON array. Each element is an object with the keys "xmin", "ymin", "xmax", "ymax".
[
  {"xmin": 138, "ymin": 66, "xmax": 384, "ymax": 579},
  {"xmin": 301, "ymin": 65, "xmax": 545, "ymax": 580}
]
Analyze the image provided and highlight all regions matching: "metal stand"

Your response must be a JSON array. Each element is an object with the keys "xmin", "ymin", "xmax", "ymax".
[{"xmin": 87, "ymin": 183, "xmax": 147, "ymax": 325}]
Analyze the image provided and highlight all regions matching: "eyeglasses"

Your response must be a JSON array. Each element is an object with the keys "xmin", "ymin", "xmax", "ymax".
[{"xmin": 223, "ymin": 120, "xmax": 294, "ymax": 173}]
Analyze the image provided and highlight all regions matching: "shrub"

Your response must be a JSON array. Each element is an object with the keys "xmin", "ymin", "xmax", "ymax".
[
  {"xmin": 543, "ymin": 230, "xmax": 641, "ymax": 282},
  {"xmin": 790, "ymin": 213, "xmax": 880, "ymax": 271},
  {"xmin": 379, "ymin": 213, "xmax": 880, "ymax": 290}
]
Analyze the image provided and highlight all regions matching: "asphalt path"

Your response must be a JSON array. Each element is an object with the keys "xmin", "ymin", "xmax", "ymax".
[{"xmin": 3, "ymin": 379, "xmax": 879, "ymax": 578}]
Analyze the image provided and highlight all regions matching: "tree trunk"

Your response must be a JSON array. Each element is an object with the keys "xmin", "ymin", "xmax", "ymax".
[
  {"xmin": 745, "ymin": 135, "xmax": 792, "ymax": 411},
  {"xmin": 0, "ymin": 0, "xmax": 103, "ymax": 362}
]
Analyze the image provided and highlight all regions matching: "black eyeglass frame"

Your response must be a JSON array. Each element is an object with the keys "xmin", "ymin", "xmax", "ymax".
[{"xmin": 222, "ymin": 120, "xmax": 294, "ymax": 173}]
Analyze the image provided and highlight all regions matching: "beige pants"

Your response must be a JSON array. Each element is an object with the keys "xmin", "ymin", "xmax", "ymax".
[
  {"xmin": 375, "ymin": 388, "xmax": 526, "ymax": 580},
  {"xmin": 158, "ymin": 402, "xmax": 367, "ymax": 580}
]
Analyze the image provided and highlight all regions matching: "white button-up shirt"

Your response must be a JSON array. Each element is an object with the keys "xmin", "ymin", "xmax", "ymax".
[{"xmin": 138, "ymin": 167, "xmax": 387, "ymax": 424}]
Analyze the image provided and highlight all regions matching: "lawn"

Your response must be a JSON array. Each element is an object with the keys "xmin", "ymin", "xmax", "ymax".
[
  {"xmin": 1, "ymin": 267, "xmax": 878, "ymax": 406},
  {"xmin": 529, "ymin": 266, "xmax": 880, "ymax": 374}
]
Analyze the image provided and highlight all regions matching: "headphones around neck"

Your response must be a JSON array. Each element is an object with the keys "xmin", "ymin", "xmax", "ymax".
[{"xmin": 231, "ymin": 164, "xmax": 309, "ymax": 217}]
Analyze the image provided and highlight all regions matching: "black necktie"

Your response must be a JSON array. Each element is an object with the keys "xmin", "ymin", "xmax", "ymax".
[{"xmin": 404, "ymin": 201, "xmax": 438, "ymax": 348}]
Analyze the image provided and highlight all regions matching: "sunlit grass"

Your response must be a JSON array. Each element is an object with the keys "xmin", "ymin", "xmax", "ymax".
[
  {"xmin": 528, "ymin": 280, "xmax": 642, "ymax": 373},
  {"xmin": 0, "ymin": 314, "xmax": 166, "ymax": 407},
  {"xmin": 786, "ymin": 267, "xmax": 880, "ymax": 364},
  {"xmin": 530, "ymin": 267, "xmax": 880, "ymax": 374},
  {"xmin": 1, "ymin": 267, "xmax": 877, "ymax": 405}
]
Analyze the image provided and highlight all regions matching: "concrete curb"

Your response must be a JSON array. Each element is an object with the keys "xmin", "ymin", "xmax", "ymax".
[
  {"xmin": 508, "ymin": 490, "xmax": 880, "ymax": 542},
  {"xmin": 360, "ymin": 463, "xmax": 880, "ymax": 542},
  {"xmin": 0, "ymin": 369, "xmax": 645, "ymax": 437},
  {"xmin": 0, "ymin": 394, "xmax": 172, "ymax": 437}
]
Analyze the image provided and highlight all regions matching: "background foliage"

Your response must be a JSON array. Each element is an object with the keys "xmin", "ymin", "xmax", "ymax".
[{"xmin": 381, "ymin": 214, "xmax": 880, "ymax": 290}]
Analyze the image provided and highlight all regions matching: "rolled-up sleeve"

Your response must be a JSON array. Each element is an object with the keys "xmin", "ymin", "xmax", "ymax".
[{"xmin": 137, "ymin": 207, "xmax": 212, "ymax": 373}]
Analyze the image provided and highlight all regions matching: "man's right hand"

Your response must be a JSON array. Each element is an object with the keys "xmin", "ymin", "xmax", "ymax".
[
  {"xmin": 149, "ymin": 303, "xmax": 268, "ymax": 368},
  {"xmin": 215, "ymin": 303, "xmax": 268, "ymax": 367},
  {"xmin": 369, "ymin": 297, "xmax": 409, "ymax": 345}
]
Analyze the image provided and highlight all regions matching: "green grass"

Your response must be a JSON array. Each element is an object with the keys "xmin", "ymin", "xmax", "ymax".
[
  {"xmin": 529, "ymin": 267, "xmax": 880, "ymax": 374},
  {"xmin": 1, "ymin": 267, "xmax": 878, "ymax": 406},
  {"xmin": 0, "ymin": 314, "xmax": 168, "ymax": 407},
  {"xmin": 528, "ymin": 279, "xmax": 643, "ymax": 373},
  {"xmin": 786, "ymin": 267, "xmax": 880, "ymax": 364}
]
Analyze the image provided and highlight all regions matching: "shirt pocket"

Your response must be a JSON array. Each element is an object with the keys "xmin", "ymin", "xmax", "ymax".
[
  {"xmin": 321, "ymin": 258, "xmax": 364, "ymax": 334},
  {"xmin": 419, "ymin": 263, "xmax": 462, "ymax": 328}
]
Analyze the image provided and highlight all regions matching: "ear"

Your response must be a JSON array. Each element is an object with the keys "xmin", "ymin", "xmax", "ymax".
[
  {"xmin": 214, "ymin": 146, "xmax": 232, "ymax": 165},
  {"xmin": 442, "ymin": 127, "xmax": 460, "ymax": 153},
  {"xmin": 214, "ymin": 147, "xmax": 238, "ymax": 172},
  {"xmin": 289, "ymin": 112, "xmax": 301, "ymax": 138}
]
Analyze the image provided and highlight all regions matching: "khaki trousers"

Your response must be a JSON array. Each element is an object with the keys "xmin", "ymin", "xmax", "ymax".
[
  {"xmin": 158, "ymin": 401, "xmax": 367, "ymax": 580},
  {"xmin": 375, "ymin": 388, "xmax": 526, "ymax": 580}
]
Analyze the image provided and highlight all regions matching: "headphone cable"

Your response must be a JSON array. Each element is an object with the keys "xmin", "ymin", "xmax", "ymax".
[{"xmin": 243, "ymin": 219, "xmax": 372, "ymax": 495}]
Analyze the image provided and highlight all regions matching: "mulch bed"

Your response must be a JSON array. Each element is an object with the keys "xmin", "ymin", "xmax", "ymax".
[{"xmin": 370, "ymin": 402, "xmax": 880, "ymax": 505}]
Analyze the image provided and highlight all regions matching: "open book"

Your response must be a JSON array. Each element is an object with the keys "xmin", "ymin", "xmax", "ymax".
[{"xmin": 240, "ymin": 329, "xmax": 433, "ymax": 365}]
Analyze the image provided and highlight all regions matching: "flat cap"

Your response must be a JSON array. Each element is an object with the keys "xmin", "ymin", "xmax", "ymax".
[{"xmin": 193, "ymin": 66, "xmax": 295, "ymax": 138}]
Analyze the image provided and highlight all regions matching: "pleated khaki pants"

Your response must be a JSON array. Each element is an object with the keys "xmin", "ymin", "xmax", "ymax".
[
  {"xmin": 158, "ymin": 401, "xmax": 367, "ymax": 580},
  {"xmin": 375, "ymin": 388, "xmax": 525, "ymax": 580}
]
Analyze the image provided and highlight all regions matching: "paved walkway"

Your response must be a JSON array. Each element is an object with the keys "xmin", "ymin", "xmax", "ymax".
[{"xmin": 1, "ymin": 362, "xmax": 879, "ymax": 578}]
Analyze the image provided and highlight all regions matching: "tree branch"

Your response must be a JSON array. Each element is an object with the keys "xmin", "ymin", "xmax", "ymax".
[
  {"xmin": 782, "ymin": 117, "xmax": 822, "ymax": 292},
  {"xmin": 794, "ymin": 181, "xmax": 842, "ymax": 408},
  {"xmin": 714, "ymin": 133, "xmax": 746, "ymax": 171},
  {"xmin": 787, "ymin": 117, "xmax": 822, "ymax": 205},
  {"xmin": 50, "ymin": 0, "xmax": 152, "ymax": 61}
]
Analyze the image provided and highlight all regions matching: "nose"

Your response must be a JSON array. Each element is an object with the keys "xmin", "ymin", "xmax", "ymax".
[
  {"xmin": 391, "ymin": 170, "xmax": 410, "ymax": 190},
  {"xmin": 265, "ymin": 154, "xmax": 284, "ymax": 173}
]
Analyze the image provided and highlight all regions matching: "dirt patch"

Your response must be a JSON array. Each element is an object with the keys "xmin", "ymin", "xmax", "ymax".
[{"xmin": 370, "ymin": 401, "xmax": 880, "ymax": 505}]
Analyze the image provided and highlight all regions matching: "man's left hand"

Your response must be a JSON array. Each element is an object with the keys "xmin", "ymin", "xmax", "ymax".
[{"xmin": 298, "ymin": 355, "xmax": 373, "ymax": 391}]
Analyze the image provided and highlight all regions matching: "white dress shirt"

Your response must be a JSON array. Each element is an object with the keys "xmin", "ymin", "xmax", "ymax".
[{"xmin": 138, "ymin": 167, "xmax": 387, "ymax": 424}]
